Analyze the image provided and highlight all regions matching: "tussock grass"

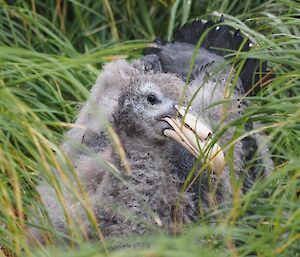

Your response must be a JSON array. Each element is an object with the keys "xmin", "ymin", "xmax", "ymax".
[{"xmin": 0, "ymin": 0, "xmax": 299, "ymax": 256}]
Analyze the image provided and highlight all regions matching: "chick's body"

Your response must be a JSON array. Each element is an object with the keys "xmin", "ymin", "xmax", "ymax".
[
  {"xmin": 32, "ymin": 20, "xmax": 272, "ymax": 242},
  {"xmin": 66, "ymin": 66, "xmax": 197, "ymax": 237}
]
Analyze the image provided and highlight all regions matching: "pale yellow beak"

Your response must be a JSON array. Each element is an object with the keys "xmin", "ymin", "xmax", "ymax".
[{"xmin": 162, "ymin": 105, "xmax": 225, "ymax": 174}]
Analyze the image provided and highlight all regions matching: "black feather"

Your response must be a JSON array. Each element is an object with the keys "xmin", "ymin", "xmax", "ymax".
[{"xmin": 145, "ymin": 18, "xmax": 270, "ymax": 95}]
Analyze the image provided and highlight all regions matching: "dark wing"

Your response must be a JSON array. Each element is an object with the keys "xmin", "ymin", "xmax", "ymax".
[{"xmin": 144, "ymin": 18, "xmax": 268, "ymax": 95}]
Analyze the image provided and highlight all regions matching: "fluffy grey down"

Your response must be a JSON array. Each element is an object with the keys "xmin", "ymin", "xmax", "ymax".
[{"xmin": 30, "ymin": 42, "xmax": 273, "ymax": 242}]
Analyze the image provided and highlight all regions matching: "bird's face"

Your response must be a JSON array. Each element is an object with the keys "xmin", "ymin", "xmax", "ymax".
[{"xmin": 113, "ymin": 73, "xmax": 184, "ymax": 142}]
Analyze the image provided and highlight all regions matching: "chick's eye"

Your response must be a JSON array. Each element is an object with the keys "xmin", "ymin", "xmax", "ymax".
[{"xmin": 147, "ymin": 94, "xmax": 158, "ymax": 105}]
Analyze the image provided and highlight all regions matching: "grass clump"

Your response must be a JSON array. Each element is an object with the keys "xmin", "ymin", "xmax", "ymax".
[{"xmin": 0, "ymin": 0, "xmax": 300, "ymax": 256}]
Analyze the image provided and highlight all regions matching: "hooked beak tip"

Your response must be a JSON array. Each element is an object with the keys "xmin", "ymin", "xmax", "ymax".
[{"xmin": 162, "ymin": 106, "xmax": 225, "ymax": 174}]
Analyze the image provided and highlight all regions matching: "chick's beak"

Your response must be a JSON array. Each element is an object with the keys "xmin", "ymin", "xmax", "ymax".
[{"xmin": 162, "ymin": 105, "xmax": 225, "ymax": 175}]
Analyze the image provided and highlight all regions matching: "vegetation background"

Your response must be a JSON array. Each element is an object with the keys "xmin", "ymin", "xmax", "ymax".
[{"xmin": 0, "ymin": 0, "xmax": 299, "ymax": 256}]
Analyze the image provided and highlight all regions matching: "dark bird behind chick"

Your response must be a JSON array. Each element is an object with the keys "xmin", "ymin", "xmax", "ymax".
[{"xmin": 31, "ymin": 19, "xmax": 273, "ymax": 242}]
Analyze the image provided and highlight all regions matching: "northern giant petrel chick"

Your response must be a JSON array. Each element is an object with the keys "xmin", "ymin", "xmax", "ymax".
[{"xmin": 32, "ymin": 19, "xmax": 273, "ymax": 241}]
